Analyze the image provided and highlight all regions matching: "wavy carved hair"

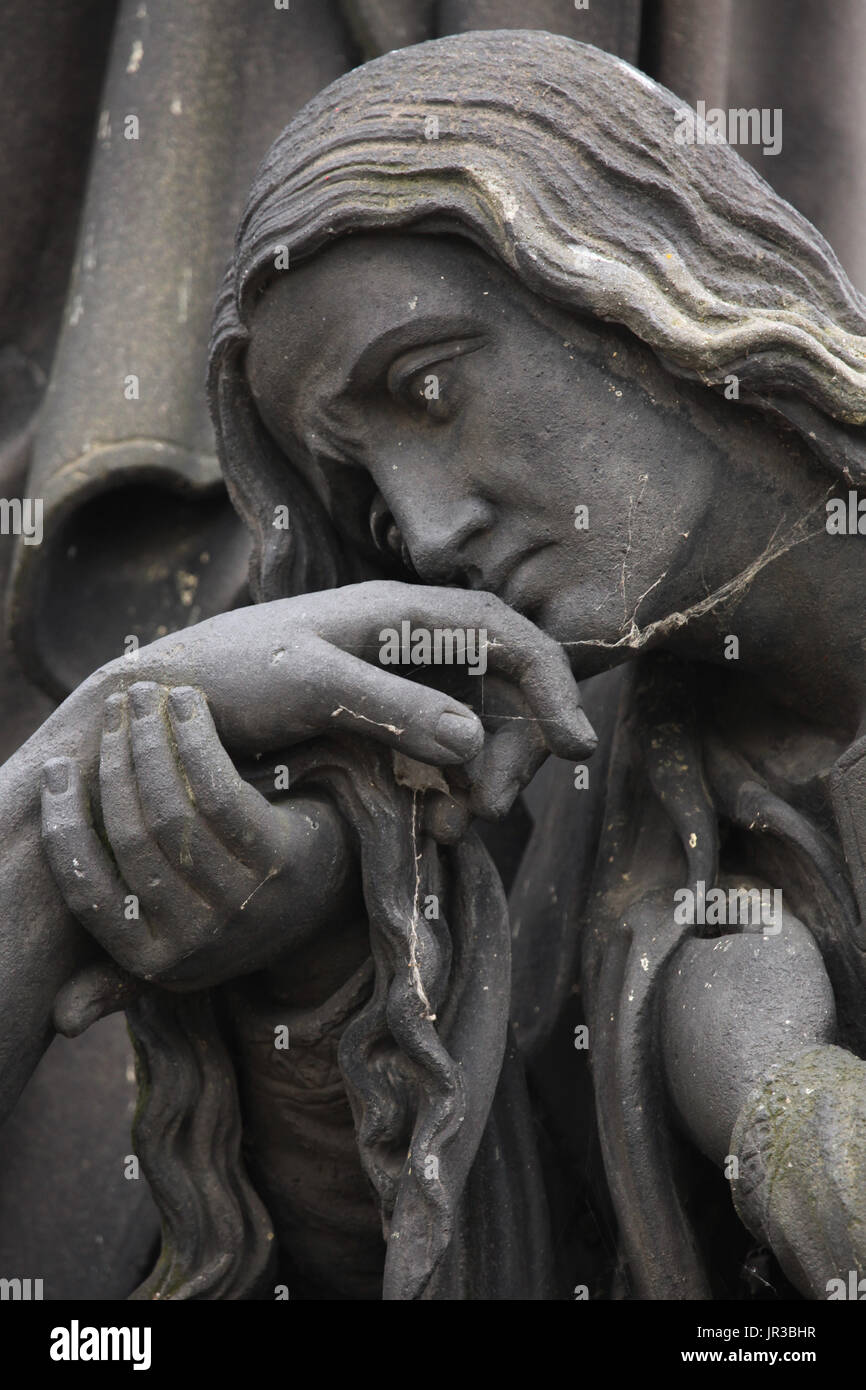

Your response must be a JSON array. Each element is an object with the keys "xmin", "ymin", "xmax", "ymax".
[{"xmin": 209, "ymin": 27, "xmax": 866, "ymax": 604}]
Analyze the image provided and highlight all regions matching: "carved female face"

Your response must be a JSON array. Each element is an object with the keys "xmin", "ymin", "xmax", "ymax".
[{"xmin": 245, "ymin": 234, "xmax": 729, "ymax": 665}]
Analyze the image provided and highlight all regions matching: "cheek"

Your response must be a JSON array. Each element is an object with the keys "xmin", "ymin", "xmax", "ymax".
[
  {"xmin": 527, "ymin": 444, "xmax": 678, "ymax": 640},
  {"xmin": 464, "ymin": 343, "xmax": 573, "ymax": 478},
  {"xmin": 551, "ymin": 479, "xmax": 702, "ymax": 646},
  {"xmin": 568, "ymin": 479, "xmax": 676, "ymax": 583}
]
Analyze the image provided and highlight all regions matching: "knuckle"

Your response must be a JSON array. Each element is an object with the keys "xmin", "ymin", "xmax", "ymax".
[
  {"xmin": 190, "ymin": 786, "xmax": 231, "ymax": 824},
  {"xmin": 186, "ymin": 760, "xmax": 230, "ymax": 800},
  {"xmin": 43, "ymin": 830, "xmax": 89, "ymax": 877},
  {"xmin": 139, "ymin": 943, "xmax": 174, "ymax": 981},
  {"xmin": 63, "ymin": 885, "xmax": 98, "ymax": 919},
  {"xmin": 148, "ymin": 805, "xmax": 195, "ymax": 845},
  {"xmin": 41, "ymin": 816, "xmax": 72, "ymax": 845},
  {"xmin": 106, "ymin": 822, "xmax": 148, "ymax": 863},
  {"xmin": 103, "ymin": 692, "xmax": 125, "ymax": 722}
]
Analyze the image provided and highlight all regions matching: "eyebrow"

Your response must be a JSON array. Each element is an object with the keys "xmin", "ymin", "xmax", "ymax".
[
  {"xmin": 303, "ymin": 311, "xmax": 489, "ymax": 468},
  {"xmin": 338, "ymin": 312, "xmax": 485, "ymax": 394}
]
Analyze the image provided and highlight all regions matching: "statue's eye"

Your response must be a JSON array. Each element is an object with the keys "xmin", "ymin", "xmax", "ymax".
[
  {"xmin": 394, "ymin": 358, "xmax": 456, "ymax": 422},
  {"xmin": 386, "ymin": 337, "xmax": 487, "ymax": 422},
  {"xmin": 404, "ymin": 364, "xmax": 444, "ymax": 407}
]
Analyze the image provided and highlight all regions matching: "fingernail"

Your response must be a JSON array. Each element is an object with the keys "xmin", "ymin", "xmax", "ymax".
[
  {"xmin": 168, "ymin": 687, "xmax": 198, "ymax": 722},
  {"xmin": 435, "ymin": 710, "xmax": 483, "ymax": 759},
  {"xmin": 129, "ymin": 683, "xmax": 160, "ymax": 719},
  {"xmin": 104, "ymin": 695, "xmax": 125, "ymax": 733},
  {"xmin": 44, "ymin": 759, "xmax": 69, "ymax": 794}
]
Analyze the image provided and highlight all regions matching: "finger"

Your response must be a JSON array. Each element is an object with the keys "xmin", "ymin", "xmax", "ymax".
[
  {"xmin": 312, "ymin": 584, "xmax": 597, "ymax": 761},
  {"xmin": 299, "ymin": 638, "xmax": 486, "ymax": 765},
  {"xmin": 418, "ymin": 720, "xmax": 544, "ymax": 834},
  {"xmin": 461, "ymin": 599, "xmax": 597, "ymax": 760},
  {"xmin": 464, "ymin": 721, "xmax": 548, "ymax": 821},
  {"xmin": 435, "ymin": 673, "xmax": 548, "ymax": 821},
  {"xmin": 53, "ymin": 962, "xmax": 139, "ymax": 1038},
  {"xmin": 127, "ymin": 682, "xmax": 260, "ymax": 902},
  {"xmin": 120, "ymin": 582, "xmax": 588, "ymax": 763},
  {"xmin": 41, "ymin": 756, "xmax": 143, "ymax": 960},
  {"xmin": 166, "ymin": 685, "xmax": 293, "ymax": 869},
  {"xmin": 421, "ymin": 789, "xmax": 472, "ymax": 844},
  {"xmin": 100, "ymin": 694, "xmax": 212, "ymax": 930}
]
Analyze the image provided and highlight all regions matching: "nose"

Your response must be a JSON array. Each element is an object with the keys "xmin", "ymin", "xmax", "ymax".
[{"xmin": 391, "ymin": 493, "xmax": 495, "ymax": 586}]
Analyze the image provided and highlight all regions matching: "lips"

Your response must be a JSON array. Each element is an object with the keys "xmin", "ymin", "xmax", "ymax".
[
  {"xmin": 463, "ymin": 541, "xmax": 553, "ymax": 602},
  {"xmin": 499, "ymin": 544, "xmax": 555, "ymax": 614}
]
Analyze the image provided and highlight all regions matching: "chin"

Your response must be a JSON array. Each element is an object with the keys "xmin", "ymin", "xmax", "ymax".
[{"xmin": 527, "ymin": 588, "xmax": 630, "ymax": 672}]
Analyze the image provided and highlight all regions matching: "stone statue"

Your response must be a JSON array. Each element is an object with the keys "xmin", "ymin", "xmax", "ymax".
[{"xmin": 3, "ymin": 28, "xmax": 866, "ymax": 1300}]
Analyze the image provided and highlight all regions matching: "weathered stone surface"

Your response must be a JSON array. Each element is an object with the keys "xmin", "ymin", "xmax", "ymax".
[{"xmin": 2, "ymin": 15, "xmax": 866, "ymax": 1307}]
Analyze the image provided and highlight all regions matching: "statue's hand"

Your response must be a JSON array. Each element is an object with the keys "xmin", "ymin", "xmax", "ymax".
[
  {"xmin": 40, "ymin": 682, "xmax": 356, "ymax": 994},
  {"xmin": 17, "ymin": 581, "xmax": 595, "ymax": 1033},
  {"xmin": 73, "ymin": 580, "xmax": 597, "ymax": 826}
]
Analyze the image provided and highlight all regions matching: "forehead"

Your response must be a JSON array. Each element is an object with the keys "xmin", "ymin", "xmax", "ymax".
[{"xmin": 244, "ymin": 233, "xmax": 509, "ymax": 417}]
